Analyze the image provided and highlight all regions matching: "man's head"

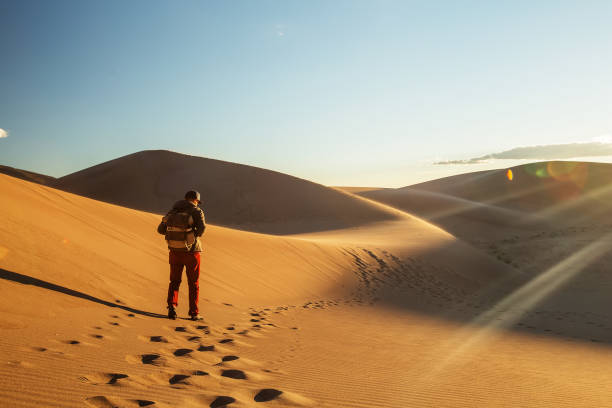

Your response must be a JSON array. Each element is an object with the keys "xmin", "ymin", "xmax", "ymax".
[{"xmin": 185, "ymin": 190, "xmax": 201, "ymax": 205}]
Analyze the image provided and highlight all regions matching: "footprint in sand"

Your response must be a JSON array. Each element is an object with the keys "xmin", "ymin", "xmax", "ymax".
[
  {"xmin": 107, "ymin": 373, "xmax": 129, "ymax": 385},
  {"xmin": 65, "ymin": 340, "xmax": 81, "ymax": 345},
  {"xmin": 141, "ymin": 354, "xmax": 162, "ymax": 365},
  {"xmin": 187, "ymin": 336, "xmax": 201, "ymax": 342},
  {"xmin": 254, "ymin": 389, "xmax": 283, "ymax": 402},
  {"xmin": 173, "ymin": 348, "xmax": 193, "ymax": 357},
  {"xmin": 175, "ymin": 326, "xmax": 187, "ymax": 332},
  {"xmin": 219, "ymin": 339, "xmax": 234, "ymax": 344},
  {"xmin": 210, "ymin": 396, "xmax": 236, "ymax": 408},
  {"xmin": 82, "ymin": 373, "xmax": 129, "ymax": 386},
  {"xmin": 221, "ymin": 355, "xmax": 239, "ymax": 362},
  {"xmin": 7, "ymin": 360, "xmax": 36, "ymax": 368},
  {"xmin": 193, "ymin": 370, "xmax": 209, "ymax": 376},
  {"xmin": 198, "ymin": 345, "xmax": 215, "ymax": 352},
  {"xmin": 150, "ymin": 336, "xmax": 168, "ymax": 343},
  {"xmin": 169, "ymin": 374, "xmax": 191, "ymax": 385},
  {"xmin": 221, "ymin": 369, "xmax": 247, "ymax": 380},
  {"xmin": 85, "ymin": 396, "xmax": 155, "ymax": 407}
]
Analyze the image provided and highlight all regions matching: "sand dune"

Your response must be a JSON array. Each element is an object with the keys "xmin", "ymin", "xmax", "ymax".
[
  {"xmin": 332, "ymin": 186, "xmax": 382, "ymax": 194},
  {"xmin": 52, "ymin": 150, "xmax": 402, "ymax": 234},
  {"xmin": 404, "ymin": 161, "xmax": 612, "ymax": 213},
  {"xmin": 4, "ymin": 158, "xmax": 612, "ymax": 407},
  {"xmin": 357, "ymin": 161, "xmax": 612, "ymax": 241},
  {"xmin": 0, "ymin": 173, "xmax": 361, "ymax": 407},
  {"xmin": 0, "ymin": 173, "xmax": 514, "ymax": 407},
  {"xmin": 0, "ymin": 164, "xmax": 56, "ymax": 185},
  {"xmin": 353, "ymin": 161, "xmax": 612, "ymax": 344}
]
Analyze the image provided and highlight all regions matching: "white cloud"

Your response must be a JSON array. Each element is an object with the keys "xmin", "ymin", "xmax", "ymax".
[
  {"xmin": 435, "ymin": 141, "xmax": 612, "ymax": 165},
  {"xmin": 592, "ymin": 134, "xmax": 612, "ymax": 143},
  {"xmin": 0, "ymin": 128, "xmax": 7, "ymax": 138}
]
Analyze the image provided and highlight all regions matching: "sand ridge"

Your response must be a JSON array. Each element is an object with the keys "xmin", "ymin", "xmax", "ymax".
[
  {"xmin": 357, "ymin": 161, "xmax": 612, "ymax": 241},
  {"xmin": 51, "ymin": 150, "xmax": 403, "ymax": 234}
]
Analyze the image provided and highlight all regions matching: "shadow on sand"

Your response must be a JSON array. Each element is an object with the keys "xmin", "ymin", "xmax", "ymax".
[{"xmin": 0, "ymin": 268, "xmax": 165, "ymax": 318}]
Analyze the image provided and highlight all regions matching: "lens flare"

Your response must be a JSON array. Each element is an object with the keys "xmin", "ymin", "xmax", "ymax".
[
  {"xmin": 523, "ymin": 161, "xmax": 589, "ymax": 203},
  {"xmin": 506, "ymin": 169, "xmax": 513, "ymax": 181},
  {"xmin": 421, "ymin": 231, "xmax": 612, "ymax": 381},
  {"xmin": 547, "ymin": 161, "xmax": 588, "ymax": 187},
  {"xmin": 525, "ymin": 162, "xmax": 550, "ymax": 178}
]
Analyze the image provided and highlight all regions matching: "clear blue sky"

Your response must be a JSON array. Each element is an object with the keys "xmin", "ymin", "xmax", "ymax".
[{"xmin": 1, "ymin": 0, "xmax": 611, "ymax": 186}]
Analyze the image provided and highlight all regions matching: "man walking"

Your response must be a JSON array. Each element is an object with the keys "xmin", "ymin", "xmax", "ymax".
[{"xmin": 157, "ymin": 190, "xmax": 206, "ymax": 320}]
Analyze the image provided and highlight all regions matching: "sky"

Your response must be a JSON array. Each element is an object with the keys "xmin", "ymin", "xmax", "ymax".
[{"xmin": 1, "ymin": 0, "xmax": 611, "ymax": 187}]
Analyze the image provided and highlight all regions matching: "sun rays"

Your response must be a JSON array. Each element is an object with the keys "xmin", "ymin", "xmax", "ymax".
[{"xmin": 422, "ymin": 230, "xmax": 612, "ymax": 380}]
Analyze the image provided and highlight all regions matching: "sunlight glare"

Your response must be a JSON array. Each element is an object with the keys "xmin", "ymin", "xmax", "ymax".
[{"xmin": 421, "ymin": 231, "xmax": 612, "ymax": 379}]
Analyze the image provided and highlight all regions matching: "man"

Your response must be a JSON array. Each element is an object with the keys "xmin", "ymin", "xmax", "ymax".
[{"xmin": 157, "ymin": 190, "xmax": 206, "ymax": 320}]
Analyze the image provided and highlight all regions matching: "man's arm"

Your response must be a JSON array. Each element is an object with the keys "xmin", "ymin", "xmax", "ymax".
[
  {"xmin": 192, "ymin": 208, "xmax": 206, "ymax": 237},
  {"xmin": 157, "ymin": 216, "xmax": 168, "ymax": 235}
]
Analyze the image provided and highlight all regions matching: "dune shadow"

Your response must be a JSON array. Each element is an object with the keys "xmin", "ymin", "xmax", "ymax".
[
  {"xmin": 0, "ymin": 268, "xmax": 165, "ymax": 318},
  {"xmin": 368, "ymin": 237, "xmax": 612, "ymax": 349}
]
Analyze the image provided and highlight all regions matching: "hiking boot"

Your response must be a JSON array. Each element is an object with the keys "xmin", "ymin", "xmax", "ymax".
[
  {"xmin": 168, "ymin": 306, "xmax": 177, "ymax": 320},
  {"xmin": 189, "ymin": 314, "xmax": 203, "ymax": 321}
]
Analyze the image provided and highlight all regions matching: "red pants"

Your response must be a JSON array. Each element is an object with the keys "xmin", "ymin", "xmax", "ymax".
[{"xmin": 167, "ymin": 251, "xmax": 201, "ymax": 315}]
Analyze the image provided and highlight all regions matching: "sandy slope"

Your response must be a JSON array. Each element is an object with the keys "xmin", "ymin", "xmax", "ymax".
[
  {"xmin": 0, "ymin": 173, "xmax": 504, "ymax": 407},
  {"xmin": 357, "ymin": 161, "xmax": 612, "ymax": 242},
  {"xmin": 0, "ymin": 164, "xmax": 56, "ymax": 185},
  {"xmin": 353, "ymin": 162, "xmax": 612, "ymax": 319},
  {"xmin": 4, "ymin": 167, "xmax": 612, "ymax": 407},
  {"xmin": 332, "ymin": 186, "xmax": 382, "ymax": 194},
  {"xmin": 52, "ymin": 150, "xmax": 402, "ymax": 234},
  {"xmin": 0, "ymin": 173, "xmax": 363, "ymax": 407}
]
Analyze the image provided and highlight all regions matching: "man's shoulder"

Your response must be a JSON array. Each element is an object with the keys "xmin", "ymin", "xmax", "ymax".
[{"xmin": 192, "ymin": 206, "xmax": 205, "ymax": 217}]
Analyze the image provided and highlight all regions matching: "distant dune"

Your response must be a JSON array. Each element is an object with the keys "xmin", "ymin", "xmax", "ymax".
[
  {"xmin": 356, "ymin": 161, "xmax": 612, "ymax": 241},
  {"xmin": 52, "ymin": 150, "xmax": 402, "ymax": 234},
  {"xmin": 399, "ymin": 161, "xmax": 612, "ymax": 212},
  {"xmin": 0, "ymin": 164, "xmax": 56, "ymax": 185},
  {"xmin": 331, "ymin": 186, "xmax": 383, "ymax": 194}
]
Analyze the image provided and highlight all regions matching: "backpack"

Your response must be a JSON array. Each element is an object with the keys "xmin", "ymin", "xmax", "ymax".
[{"xmin": 162, "ymin": 209, "xmax": 196, "ymax": 251}]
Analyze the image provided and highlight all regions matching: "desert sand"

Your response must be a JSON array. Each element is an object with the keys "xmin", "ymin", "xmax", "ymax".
[{"xmin": 2, "ymin": 157, "xmax": 612, "ymax": 407}]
